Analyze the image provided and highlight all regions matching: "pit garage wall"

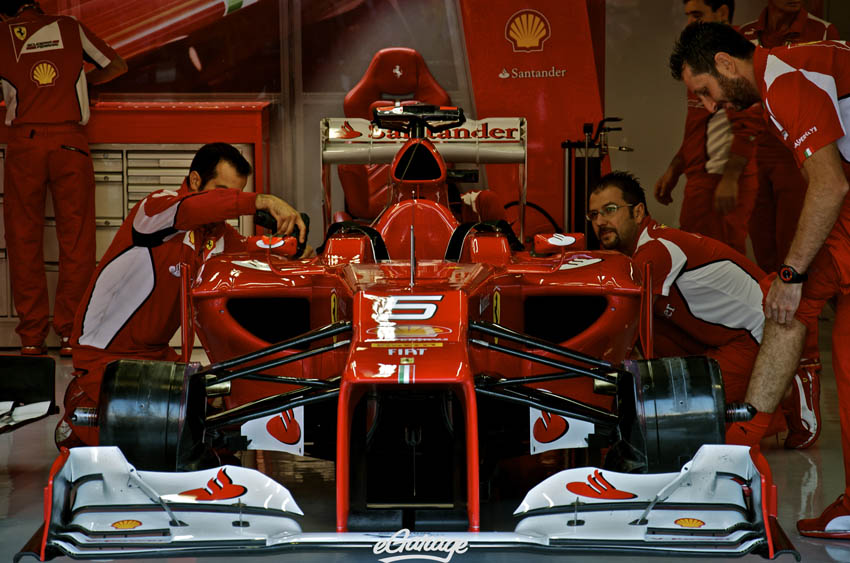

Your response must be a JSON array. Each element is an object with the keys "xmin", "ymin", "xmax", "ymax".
[{"xmin": 459, "ymin": 0, "xmax": 606, "ymax": 233}]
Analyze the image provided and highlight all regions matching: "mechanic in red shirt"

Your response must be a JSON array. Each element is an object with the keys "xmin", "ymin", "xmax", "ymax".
[
  {"xmin": 56, "ymin": 143, "xmax": 308, "ymax": 449},
  {"xmin": 670, "ymin": 22, "xmax": 850, "ymax": 538},
  {"xmin": 740, "ymin": 1, "xmax": 838, "ymax": 275},
  {"xmin": 655, "ymin": 0, "xmax": 761, "ymax": 256},
  {"xmin": 0, "ymin": 1, "xmax": 126, "ymax": 355},
  {"xmin": 590, "ymin": 171, "xmax": 767, "ymax": 406}
]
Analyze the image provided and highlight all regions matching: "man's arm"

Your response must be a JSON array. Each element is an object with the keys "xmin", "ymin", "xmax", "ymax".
[
  {"xmin": 765, "ymin": 142, "xmax": 849, "ymax": 323},
  {"xmin": 713, "ymin": 153, "xmax": 747, "ymax": 214},
  {"xmin": 655, "ymin": 152, "xmax": 685, "ymax": 205},
  {"xmin": 87, "ymin": 55, "xmax": 127, "ymax": 85}
]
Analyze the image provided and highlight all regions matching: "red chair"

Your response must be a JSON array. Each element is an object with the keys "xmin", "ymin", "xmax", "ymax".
[{"xmin": 338, "ymin": 48, "xmax": 450, "ymax": 221}]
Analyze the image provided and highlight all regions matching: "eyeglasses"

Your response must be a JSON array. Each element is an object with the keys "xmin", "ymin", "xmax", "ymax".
[{"xmin": 585, "ymin": 203, "xmax": 634, "ymax": 222}]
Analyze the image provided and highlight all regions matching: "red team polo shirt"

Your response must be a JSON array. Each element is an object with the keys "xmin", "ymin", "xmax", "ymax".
[
  {"xmin": 0, "ymin": 9, "xmax": 118, "ymax": 125},
  {"xmin": 71, "ymin": 184, "xmax": 258, "ymax": 360},
  {"xmin": 632, "ymin": 217, "xmax": 766, "ymax": 348},
  {"xmin": 752, "ymin": 42, "xmax": 850, "ymax": 285}
]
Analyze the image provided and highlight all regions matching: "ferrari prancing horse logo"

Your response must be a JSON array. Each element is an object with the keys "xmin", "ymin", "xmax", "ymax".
[{"xmin": 13, "ymin": 26, "xmax": 26, "ymax": 41}]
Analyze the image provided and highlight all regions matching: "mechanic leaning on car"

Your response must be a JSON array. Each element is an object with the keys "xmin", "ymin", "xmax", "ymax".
[
  {"xmin": 0, "ymin": 0, "xmax": 126, "ymax": 356},
  {"xmin": 669, "ymin": 21, "xmax": 850, "ymax": 539},
  {"xmin": 56, "ymin": 142, "xmax": 308, "ymax": 449}
]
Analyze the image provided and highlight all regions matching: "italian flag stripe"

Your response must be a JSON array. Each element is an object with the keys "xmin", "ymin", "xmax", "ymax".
[
  {"xmin": 224, "ymin": 0, "xmax": 243, "ymax": 15},
  {"xmin": 398, "ymin": 364, "xmax": 413, "ymax": 384}
]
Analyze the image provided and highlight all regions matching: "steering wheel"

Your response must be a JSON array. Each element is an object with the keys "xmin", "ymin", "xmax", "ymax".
[
  {"xmin": 444, "ymin": 220, "xmax": 525, "ymax": 262},
  {"xmin": 254, "ymin": 210, "xmax": 310, "ymax": 257}
]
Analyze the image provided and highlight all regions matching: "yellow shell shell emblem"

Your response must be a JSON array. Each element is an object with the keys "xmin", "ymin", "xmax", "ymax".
[
  {"xmin": 32, "ymin": 61, "xmax": 58, "ymax": 86},
  {"xmin": 111, "ymin": 519, "xmax": 142, "ymax": 530},
  {"xmin": 505, "ymin": 10, "xmax": 551, "ymax": 52},
  {"xmin": 674, "ymin": 517, "xmax": 706, "ymax": 528}
]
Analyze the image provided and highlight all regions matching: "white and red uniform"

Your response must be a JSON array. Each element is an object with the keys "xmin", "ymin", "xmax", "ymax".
[
  {"xmin": 753, "ymin": 40, "xmax": 850, "ymax": 497},
  {"xmin": 675, "ymin": 90, "xmax": 761, "ymax": 254},
  {"xmin": 741, "ymin": 8, "xmax": 839, "ymax": 275},
  {"xmin": 632, "ymin": 217, "xmax": 766, "ymax": 402},
  {"xmin": 0, "ymin": 7, "xmax": 120, "ymax": 347},
  {"xmin": 64, "ymin": 182, "xmax": 258, "ymax": 445}
]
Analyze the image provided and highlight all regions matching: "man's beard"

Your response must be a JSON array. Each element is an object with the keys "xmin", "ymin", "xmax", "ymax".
[
  {"xmin": 597, "ymin": 228, "xmax": 623, "ymax": 251},
  {"xmin": 717, "ymin": 73, "xmax": 760, "ymax": 111}
]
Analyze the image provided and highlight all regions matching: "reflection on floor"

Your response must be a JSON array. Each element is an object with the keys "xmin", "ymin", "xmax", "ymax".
[{"xmin": 0, "ymin": 313, "xmax": 848, "ymax": 562}]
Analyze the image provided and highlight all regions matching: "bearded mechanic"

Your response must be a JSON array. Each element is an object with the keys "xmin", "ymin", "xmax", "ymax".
[
  {"xmin": 57, "ymin": 142, "xmax": 308, "ymax": 449},
  {"xmin": 669, "ymin": 21, "xmax": 850, "ymax": 538},
  {"xmin": 589, "ymin": 171, "xmax": 767, "ymax": 408}
]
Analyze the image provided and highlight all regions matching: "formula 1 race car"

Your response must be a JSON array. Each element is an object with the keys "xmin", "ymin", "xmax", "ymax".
[{"xmin": 17, "ymin": 106, "xmax": 797, "ymax": 561}]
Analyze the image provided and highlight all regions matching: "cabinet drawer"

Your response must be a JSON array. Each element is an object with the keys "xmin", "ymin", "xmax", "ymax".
[{"xmin": 45, "ymin": 183, "xmax": 124, "ymax": 219}]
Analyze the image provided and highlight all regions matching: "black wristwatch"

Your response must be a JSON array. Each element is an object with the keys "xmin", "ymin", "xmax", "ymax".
[{"xmin": 778, "ymin": 264, "xmax": 808, "ymax": 284}]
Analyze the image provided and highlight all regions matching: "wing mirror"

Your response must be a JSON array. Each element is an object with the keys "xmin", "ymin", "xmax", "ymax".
[{"xmin": 533, "ymin": 233, "xmax": 585, "ymax": 254}]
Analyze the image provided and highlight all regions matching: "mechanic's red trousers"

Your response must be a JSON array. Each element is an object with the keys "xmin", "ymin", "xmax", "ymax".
[
  {"xmin": 795, "ymin": 244, "xmax": 850, "ymax": 498},
  {"xmin": 61, "ymin": 346, "xmax": 179, "ymax": 446},
  {"xmin": 4, "ymin": 124, "xmax": 96, "ymax": 346},
  {"xmin": 651, "ymin": 317, "xmax": 754, "ymax": 403},
  {"xmin": 679, "ymin": 172, "xmax": 758, "ymax": 255}
]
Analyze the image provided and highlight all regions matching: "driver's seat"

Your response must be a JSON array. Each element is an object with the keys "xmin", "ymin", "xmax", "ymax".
[{"xmin": 339, "ymin": 48, "xmax": 451, "ymax": 221}]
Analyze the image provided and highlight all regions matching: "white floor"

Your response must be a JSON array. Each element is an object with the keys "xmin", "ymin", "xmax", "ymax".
[{"xmin": 0, "ymin": 313, "xmax": 848, "ymax": 562}]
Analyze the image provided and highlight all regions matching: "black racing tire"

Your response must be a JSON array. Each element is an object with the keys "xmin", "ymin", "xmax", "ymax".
[
  {"xmin": 98, "ymin": 359, "xmax": 206, "ymax": 471},
  {"xmin": 614, "ymin": 356, "xmax": 726, "ymax": 473}
]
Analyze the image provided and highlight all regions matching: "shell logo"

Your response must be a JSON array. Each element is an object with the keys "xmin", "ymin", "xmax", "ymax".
[
  {"xmin": 674, "ymin": 517, "xmax": 706, "ymax": 528},
  {"xmin": 505, "ymin": 10, "xmax": 551, "ymax": 52},
  {"xmin": 111, "ymin": 519, "xmax": 142, "ymax": 530},
  {"xmin": 31, "ymin": 61, "xmax": 57, "ymax": 86}
]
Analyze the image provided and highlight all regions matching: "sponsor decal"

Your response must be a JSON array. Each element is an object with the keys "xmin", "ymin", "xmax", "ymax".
[
  {"xmin": 242, "ymin": 406, "xmax": 305, "ymax": 455},
  {"xmin": 529, "ymin": 408, "xmax": 594, "ymax": 454},
  {"xmin": 338, "ymin": 120, "xmax": 362, "ymax": 139},
  {"xmin": 168, "ymin": 264, "xmax": 181, "ymax": 278},
  {"xmin": 31, "ymin": 61, "xmax": 57, "ymax": 86},
  {"xmin": 371, "ymin": 342, "xmax": 443, "ymax": 348},
  {"xmin": 794, "ymin": 126, "xmax": 817, "ymax": 149},
  {"xmin": 675, "ymin": 517, "xmax": 706, "ymax": 528},
  {"xmin": 368, "ymin": 123, "xmax": 519, "ymax": 141},
  {"xmin": 505, "ymin": 9, "xmax": 551, "ymax": 52},
  {"xmin": 804, "ymin": 147, "xmax": 813, "ymax": 158},
  {"xmin": 400, "ymin": 357, "xmax": 414, "ymax": 364},
  {"xmin": 372, "ymin": 528, "xmax": 468, "ymax": 563},
  {"xmin": 533, "ymin": 411, "xmax": 569, "ymax": 443},
  {"xmin": 388, "ymin": 348, "xmax": 426, "ymax": 356},
  {"xmin": 14, "ymin": 21, "xmax": 63, "ymax": 61},
  {"xmin": 393, "ymin": 64, "xmax": 403, "ymax": 78},
  {"xmin": 180, "ymin": 468, "xmax": 247, "ymax": 501},
  {"xmin": 111, "ymin": 519, "xmax": 142, "ymax": 530},
  {"xmin": 498, "ymin": 66, "xmax": 567, "ymax": 80},
  {"xmin": 367, "ymin": 325, "xmax": 451, "ymax": 339},
  {"xmin": 13, "ymin": 26, "xmax": 26, "ymax": 41},
  {"xmin": 663, "ymin": 304, "xmax": 675, "ymax": 318},
  {"xmin": 559, "ymin": 257, "xmax": 603, "ymax": 270},
  {"xmin": 266, "ymin": 409, "xmax": 301, "ymax": 445},
  {"xmin": 566, "ymin": 470, "xmax": 637, "ymax": 500},
  {"xmin": 205, "ymin": 239, "xmax": 216, "ymax": 250}
]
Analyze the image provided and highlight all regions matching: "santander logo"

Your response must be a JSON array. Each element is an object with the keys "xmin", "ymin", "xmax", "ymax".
[
  {"xmin": 266, "ymin": 409, "xmax": 302, "ymax": 445},
  {"xmin": 180, "ymin": 468, "xmax": 247, "ymax": 501},
  {"xmin": 533, "ymin": 411, "xmax": 568, "ymax": 443},
  {"xmin": 566, "ymin": 470, "xmax": 637, "ymax": 500}
]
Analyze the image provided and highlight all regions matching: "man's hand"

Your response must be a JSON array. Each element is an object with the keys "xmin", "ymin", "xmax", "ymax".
[
  {"xmin": 255, "ymin": 194, "xmax": 306, "ymax": 243},
  {"xmin": 713, "ymin": 176, "xmax": 738, "ymax": 214},
  {"xmin": 764, "ymin": 275, "xmax": 803, "ymax": 325},
  {"xmin": 654, "ymin": 165, "xmax": 679, "ymax": 205}
]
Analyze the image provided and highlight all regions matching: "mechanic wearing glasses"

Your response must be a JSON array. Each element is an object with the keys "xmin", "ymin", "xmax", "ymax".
[
  {"xmin": 56, "ymin": 143, "xmax": 307, "ymax": 449},
  {"xmin": 654, "ymin": 0, "xmax": 762, "ymax": 256},
  {"xmin": 669, "ymin": 22, "xmax": 850, "ymax": 538},
  {"xmin": 589, "ymin": 171, "xmax": 768, "ymax": 410}
]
